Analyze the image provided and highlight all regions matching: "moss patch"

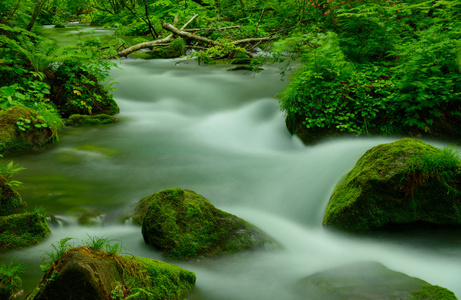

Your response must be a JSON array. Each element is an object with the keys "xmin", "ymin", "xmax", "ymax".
[
  {"xmin": 411, "ymin": 285, "xmax": 457, "ymax": 300},
  {"xmin": 0, "ymin": 211, "xmax": 51, "ymax": 250},
  {"xmin": 28, "ymin": 246, "xmax": 195, "ymax": 300},
  {"xmin": 0, "ymin": 175, "xmax": 26, "ymax": 216},
  {"xmin": 0, "ymin": 106, "xmax": 58, "ymax": 154},
  {"xmin": 323, "ymin": 138, "xmax": 461, "ymax": 232},
  {"xmin": 0, "ymin": 262, "xmax": 24, "ymax": 300},
  {"xmin": 65, "ymin": 114, "xmax": 119, "ymax": 127},
  {"xmin": 140, "ymin": 188, "xmax": 271, "ymax": 260}
]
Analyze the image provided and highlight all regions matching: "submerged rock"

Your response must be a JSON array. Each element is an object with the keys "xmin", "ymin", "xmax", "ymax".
[
  {"xmin": 296, "ymin": 261, "xmax": 457, "ymax": 300},
  {"xmin": 27, "ymin": 246, "xmax": 196, "ymax": 300},
  {"xmin": 65, "ymin": 114, "xmax": 119, "ymax": 127},
  {"xmin": 0, "ymin": 211, "xmax": 50, "ymax": 249},
  {"xmin": 0, "ymin": 106, "xmax": 58, "ymax": 154},
  {"xmin": 323, "ymin": 138, "xmax": 461, "ymax": 232},
  {"xmin": 139, "ymin": 188, "xmax": 271, "ymax": 260},
  {"xmin": 0, "ymin": 175, "xmax": 26, "ymax": 215}
]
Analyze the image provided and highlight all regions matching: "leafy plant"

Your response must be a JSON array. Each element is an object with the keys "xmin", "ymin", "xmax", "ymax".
[
  {"xmin": 0, "ymin": 160, "xmax": 25, "ymax": 187},
  {"xmin": 40, "ymin": 237, "xmax": 74, "ymax": 273}
]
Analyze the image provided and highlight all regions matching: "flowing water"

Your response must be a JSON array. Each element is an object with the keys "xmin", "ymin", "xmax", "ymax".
[{"xmin": 2, "ymin": 25, "xmax": 461, "ymax": 299}]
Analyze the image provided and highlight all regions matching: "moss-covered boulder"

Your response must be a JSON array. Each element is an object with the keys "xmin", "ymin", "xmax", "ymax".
[
  {"xmin": 27, "ymin": 246, "xmax": 196, "ymax": 300},
  {"xmin": 65, "ymin": 114, "xmax": 119, "ymax": 127},
  {"xmin": 0, "ymin": 211, "xmax": 50, "ymax": 249},
  {"xmin": 0, "ymin": 106, "xmax": 58, "ymax": 154},
  {"xmin": 50, "ymin": 62, "xmax": 119, "ymax": 118},
  {"xmin": 0, "ymin": 263, "xmax": 23, "ymax": 300},
  {"xmin": 296, "ymin": 261, "xmax": 457, "ymax": 300},
  {"xmin": 0, "ymin": 175, "xmax": 26, "ymax": 215},
  {"xmin": 323, "ymin": 138, "xmax": 461, "ymax": 232},
  {"xmin": 140, "ymin": 188, "xmax": 271, "ymax": 260}
]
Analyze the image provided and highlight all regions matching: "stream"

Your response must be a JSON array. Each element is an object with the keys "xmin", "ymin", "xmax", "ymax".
[{"xmin": 2, "ymin": 24, "xmax": 461, "ymax": 299}]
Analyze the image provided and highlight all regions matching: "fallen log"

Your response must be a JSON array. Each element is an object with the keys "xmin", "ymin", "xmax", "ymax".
[
  {"xmin": 112, "ymin": 14, "xmax": 275, "ymax": 59},
  {"xmin": 112, "ymin": 14, "xmax": 198, "ymax": 58}
]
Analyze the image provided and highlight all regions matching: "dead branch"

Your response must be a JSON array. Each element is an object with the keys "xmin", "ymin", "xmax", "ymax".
[
  {"xmin": 161, "ymin": 22, "xmax": 223, "ymax": 47},
  {"xmin": 112, "ymin": 14, "xmax": 198, "ymax": 58}
]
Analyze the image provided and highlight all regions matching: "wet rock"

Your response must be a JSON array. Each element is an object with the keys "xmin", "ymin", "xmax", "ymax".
[
  {"xmin": 27, "ymin": 246, "xmax": 196, "ymax": 300},
  {"xmin": 296, "ymin": 261, "xmax": 457, "ymax": 300},
  {"xmin": 65, "ymin": 114, "xmax": 119, "ymax": 127},
  {"xmin": 139, "ymin": 188, "xmax": 272, "ymax": 260},
  {"xmin": 0, "ymin": 175, "xmax": 26, "ymax": 215},
  {"xmin": 323, "ymin": 138, "xmax": 461, "ymax": 232},
  {"xmin": 0, "ymin": 211, "xmax": 51, "ymax": 250},
  {"xmin": 0, "ymin": 106, "xmax": 58, "ymax": 154}
]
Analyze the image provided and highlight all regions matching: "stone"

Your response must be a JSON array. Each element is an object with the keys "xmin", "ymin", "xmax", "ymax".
[
  {"xmin": 140, "ymin": 188, "xmax": 271, "ymax": 260},
  {"xmin": 323, "ymin": 138, "xmax": 461, "ymax": 232}
]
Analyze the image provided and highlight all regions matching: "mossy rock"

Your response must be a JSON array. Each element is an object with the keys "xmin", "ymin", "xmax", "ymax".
[
  {"xmin": 0, "ymin": 106, "xmax": 58, "ymax": 154},
  {"xmin": 27, "ymin": 246, "xmax": 196, "ymax": 300},
  {"xmin": 296, "ymin": 261, "xmax": 457, "ymax": 300},
  {"xmin": 50, "ymin": 62, "xmax": 120, "ymax": 118},
  {"xmin": 0, "ymin": 211, "xmax": 51, "ymax": 250},
  {"xmin": 0, "ymin": 175, "xmax": 26, "ymax": 216},
  {"xmin": 65, "ymin": 114, "xmax": 119, "ymax": 127},
  {"xmin": 227, "ymin": 65, "xmax": 263, "ymax": 72},
  {"xmin": 140, "ymin": 188, "xmax": 272, "ymax": 260},
  {"xmin": 0, "ymin": 269, "xmax": 22, "ymax": 300},
  {"xmin": 323, "ymin": 138, "xmax": 461, "ymax": 233}
]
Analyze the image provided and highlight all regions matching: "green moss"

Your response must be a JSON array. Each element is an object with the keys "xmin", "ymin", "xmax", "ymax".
[
  {"xmin": 0, "ymin": 106, "xmax": 58, "ymax": 154},
  {"xmin": 411, "ymin": 285, "xmax": 458, "ymax": 300},
  {"xmin": 0, "ymin": 211, "xmax": 51, "ymax": 250},
  {"xmin": 132, "ymin": 39, "xmax": 186, "ymax": 60},
  {"xmin": 30, "ymin": 246, "xmax": 195, "ymax": 300},
  {"xmin": 323, "ymin": 138, "xmax": 461, "ymax": 232},
  {"xmin": 0, "ymin": 175, "xmax": 26, "ymax": 215},
  {"xmin": 0, "ymin": 261, "xmax": 25, "ymax": 300},
  {"xmin": 65, "ymin": 114, "xmax": 119, "ymax": 127},
  {"xmin": 141, "ymin": 188, "xmax": 270, "ymax": 260}
]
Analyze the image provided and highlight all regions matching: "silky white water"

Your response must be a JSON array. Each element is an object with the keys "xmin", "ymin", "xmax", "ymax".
[{"xmin": 2, "ymin": 58, "xmax": 461, "ymax": 299}]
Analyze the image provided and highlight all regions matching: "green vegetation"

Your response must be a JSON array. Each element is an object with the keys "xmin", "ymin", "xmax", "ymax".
[
  {"xmin": 277, "ymin": 0, "xmax": 461, "ymax": 143},
  {"xmin": 411, "ymin": 285, "xmax": 458, "ymax": 300},
  {"xmin": 0, "ymin": 209, "xmax": 51, "ymax": 249},
  {"xmin": 0, "ymin": 260, "xmax": 26, "ymax": 299},
  {"xmin": 323, "ymin": 138, "xmax": 461, "ymax": 232},
  {"xmin": 30, "ymin": 238, "xmax": 195, "ymax": 300},
  {"xmin": 65, "ymin": 114, "xmax": 119, "ymax": 127},
  {"xmin": 140, "ymin": 188, "xmax": 270, "ymax": 260}
]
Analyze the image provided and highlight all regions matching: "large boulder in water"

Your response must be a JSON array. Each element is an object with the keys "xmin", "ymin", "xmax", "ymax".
[
  {"xmin": 0, "ymin": 175, "xmax": 26, "ymax": 215},
  {"xmin": 0, "ymin": 211, "xmax": 50, "ymax": 249},
  {"xmin": 323, "ymin": 138, "xmax": 461, "ymax": 232},
  {"xmin": 140, "ymin": 188, "xmax": 271, "ymax": 260},
  {"xmin": 296, "ymin": 261, "xmax": 457, "ymax": 299},
  {"xmin": 0, "ymin": 106, "xmax": 58, "ymax": 154},
  {"xmin": 27, "ymin": 246, "xmax": 196, "ymax": 300}
]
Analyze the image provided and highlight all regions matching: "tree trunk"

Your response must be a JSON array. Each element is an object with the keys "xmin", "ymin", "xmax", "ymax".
[{"xmin": 26, "ymin": 0, "xmax": 48, "ymax": 31}]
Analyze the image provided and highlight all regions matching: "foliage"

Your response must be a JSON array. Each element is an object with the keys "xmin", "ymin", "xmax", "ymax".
[
  {"xmin": 277, "ymin": 0, "xmax": 461, "ymax": 141},
  {"xmin": 40, "ymin": 237, "xmax": 74, "ymax": 273},
  {"xmin": 407, "ymin": 145, "xmax": 461, "ymax": 184},
  {"xmin": 0, "ymin": 23, "xmax": 118, "ymax": 133},
  {"xmin": 0, "ymin": 160, "xmax": 25, "ymax": 187}
]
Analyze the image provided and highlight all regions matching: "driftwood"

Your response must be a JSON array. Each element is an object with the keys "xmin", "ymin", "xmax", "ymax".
[{"xmin": 113, "ymin": 14, "xmax": 275, "ymax": 59}]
